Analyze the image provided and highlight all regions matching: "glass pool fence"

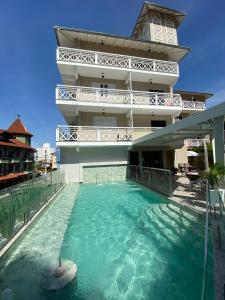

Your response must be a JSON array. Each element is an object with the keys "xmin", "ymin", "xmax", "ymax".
[{"xmin": 0, "ymin": 170, "xmax": 65, "ymax": 251}]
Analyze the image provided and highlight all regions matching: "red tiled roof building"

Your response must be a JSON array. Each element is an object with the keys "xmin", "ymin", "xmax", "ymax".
[{"xmin": 0, "ymin": 117, "xmax": 35, "ymax": 189}]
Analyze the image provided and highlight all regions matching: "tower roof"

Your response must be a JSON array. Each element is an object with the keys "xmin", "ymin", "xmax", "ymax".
[{"xmin": 7, "ymin": 118, "xmax": 33, "ymax": 137}]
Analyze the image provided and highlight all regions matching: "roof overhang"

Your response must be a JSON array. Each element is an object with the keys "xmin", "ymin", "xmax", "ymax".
[{"xmin": 54, "ymin": 26, "xmax": 190, "ymax": 62}]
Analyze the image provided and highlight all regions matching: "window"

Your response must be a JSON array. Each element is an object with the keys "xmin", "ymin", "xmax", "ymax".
[
  {"xmin": 151, "ymin": 120, "xmax": 166, "ymax": 128},
  {"xmin": 149, "ymin": 89, "xmax": 164, "ymax": 93},
  {"xmin": 93, "ymin": 116, "xmax": 117, "ymax": 127}
]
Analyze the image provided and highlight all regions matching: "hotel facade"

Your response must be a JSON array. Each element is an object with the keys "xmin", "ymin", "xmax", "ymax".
[{"xmin": 55, "ymin": 2, "xmax": 212, "ymax": 183}]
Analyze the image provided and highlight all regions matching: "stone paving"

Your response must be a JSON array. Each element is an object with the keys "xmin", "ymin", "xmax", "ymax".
[{"xmin": 170, "ymin": 175, "xmax": 225, "ymax": 300}]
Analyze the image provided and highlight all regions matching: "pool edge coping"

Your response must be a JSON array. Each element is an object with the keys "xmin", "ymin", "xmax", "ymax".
[{"xmin": 0, "ymin": 183, "xmax": 67, "ymax": 260}]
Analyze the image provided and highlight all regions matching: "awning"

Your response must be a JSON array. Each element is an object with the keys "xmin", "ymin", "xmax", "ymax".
[{"xmin": 187, "ymin": 151, "xmax": 199, "ymax": 157}]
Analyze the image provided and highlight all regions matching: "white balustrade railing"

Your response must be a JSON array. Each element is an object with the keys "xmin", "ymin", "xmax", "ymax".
[
  {"xmin": 182, "ymin": 100, "xmax": 206, "ymax": 110},
  {"xmin": 57, "ymin": 47, "xmax": 179, "ymax": 75},
  {"xmin": 56, "ymin": 85, "xmax": 182, "ymax": 107},
  {"xmin": 184, "ymin": 139, "xmax": 206, "ymax": 148},
  {"xmin": 56, "ymin": 126, "xmax": 160, "ymax": 143}
]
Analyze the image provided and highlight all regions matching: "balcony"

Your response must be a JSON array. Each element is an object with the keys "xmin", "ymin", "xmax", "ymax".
[
  {"xmin": 56, "ymin": 85, "xmax": 182, "ymax": 115},
  {"xmin": 184, "ymin": 139, "xmax": 206, "ymax": 148},
  {"xmin": 182, "ymin": 100, "xmax": 206, "ymax": 111},
  {"xmin": 57, "ymin": 47, "xmax": 179, "ymax": 85},
  {"xmin": 56, "ymin": 126, "xmax": 160, "ymax": 146}
]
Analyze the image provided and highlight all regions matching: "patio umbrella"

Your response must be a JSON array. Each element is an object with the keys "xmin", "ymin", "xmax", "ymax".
[{"xmin": 187, "ymin": 150, "xmax": 199, "ymax": 157}]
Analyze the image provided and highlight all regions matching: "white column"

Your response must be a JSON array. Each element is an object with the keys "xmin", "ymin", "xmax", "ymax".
[{"xmin": 212, "ymin": 116, "xmax": 224, "ymax": 165}]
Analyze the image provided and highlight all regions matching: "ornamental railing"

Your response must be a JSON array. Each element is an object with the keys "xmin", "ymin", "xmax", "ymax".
[
  {"xmin": 56, "ymin": 126, "xmax": 160, "ymax": 143},
  {"xmin": 182, "ymin": 100, "xmax": 206, "ymax": 110},
  {"xmin": 56, "ymin": 85, "xmax": 182, "ymax": 107},
  {"xmin": 184, "ymin": 139, "xmax": 206, "ymax": 148},
  {"xmin": 57, "ymin": 47, "xmax": 179, "ymax": 75},
  {"xmin": 127, "ymin": 165, "xmax": 174, "ymax": 196}
]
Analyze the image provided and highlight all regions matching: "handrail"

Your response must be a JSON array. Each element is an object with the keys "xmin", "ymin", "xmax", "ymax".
[
  {"xmin": 56, "ymin": 84, "xmax": 181, "ymax": 98},
  {"xmin": 56, "ymin": 85, "xmax": 182, "ymax": 107},
  {"xmin": 182, "ymin": 100, "xmax": 206, "ymax": 110},
  {"xmin": 127, "ymin": 165, "xmax": 174, "ymax": 196},
  {"xmin": 57, "ymin": 125, "xmax": 161, "ymax": 130},
  {"xmin": 57, "ymin": 47, "xmax": 179, "ymax": 75},
  {"xmin": 56, "ymin": 126, "xmax": 161, "ymax": 143},
  {"xmin": 201, "ymin": 180, "xmax": 210, "ymax": 300}
]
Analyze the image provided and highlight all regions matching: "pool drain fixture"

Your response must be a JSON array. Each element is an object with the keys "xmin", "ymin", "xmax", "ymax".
[{"xmin": 41, "ymin": 259, "xmax": 77, "ymax": 290}]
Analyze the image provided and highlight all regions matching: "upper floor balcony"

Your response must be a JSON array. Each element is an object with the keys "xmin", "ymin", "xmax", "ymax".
[
  {"xmin": 56, "ymin": 85, "xmax": 182, "ymax": 116},
  {"xmin": 57, "ymin": 47, "xmax": 179, "ymax": 85},
  {"xmin": 182, "ymin": 100, "xmax": 206, "ymax": 111},
  {"xmin": 184, "ymin": 139, "xmax": 206, "ymax": 148},
  {"xmin": 56, "ymin": 126, "xmax": 160, "ymax": 147}
]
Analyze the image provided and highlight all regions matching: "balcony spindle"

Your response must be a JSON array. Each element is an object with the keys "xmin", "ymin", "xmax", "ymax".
[
  {"xmin": 95, "ymin": 53, "xmax": 98, "ymax": 65},
  {"xmin": 155, "ymin": 93, "xmax": 158, "ymax": 105}
]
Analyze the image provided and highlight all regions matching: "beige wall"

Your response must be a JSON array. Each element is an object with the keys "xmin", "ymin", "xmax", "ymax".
[
  {"xmin": 77, "ymin": 112, "xmax": 173, "ymax": 128},
  {"xmin": 78, "ymin": 112, "xmax": 128, "ymax": 127},
  {"xmin": 60, "ymin": 146, "xmax": 129, "ymax": 182},
  {"xmin": 174, "ymin": 145, "xmax": 188, "ymax": 168},
  {"xmin": 79, "ymin": 77, "xmax": 127, "ymax": 90},
  {"xmin": 133, "ymin": 114, "xmax": 172, "ymax": 127},
  {"xmin": 72, "ymin": 40, "xmax": 169, "ymax": 61},
  {"xmin": 78, "ymin": 76, "xmax": 170, "ymax": 93}
]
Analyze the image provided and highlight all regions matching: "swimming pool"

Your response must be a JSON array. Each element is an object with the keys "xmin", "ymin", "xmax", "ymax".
[{"xmin": 0, "ymin": 181, "xmax": 214, "ymax": 300}]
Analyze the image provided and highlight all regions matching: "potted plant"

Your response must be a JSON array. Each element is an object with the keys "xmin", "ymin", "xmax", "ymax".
[{"xmin": 201, "ymin": 163, "xmax": 225, "ymax": 206}]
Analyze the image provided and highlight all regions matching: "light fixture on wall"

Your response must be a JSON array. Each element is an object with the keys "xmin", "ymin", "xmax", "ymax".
[
  {"xmin": 101, "ymin": 72, "xmax": 105, "ymax": 79},
  {"xmin": 148, "ymin": 47, "xmax": 151, "ymax": 53},
  {"xmin": 152, "ymin": 111, "xmax": 155, "ymax": 118},
  {"xmin": 101, "ymin": 40, "xmax": 104, "ymax": 45},
  {"xmin": 102, "ymin": 109, "xmax": 105, "ymax": 115}
]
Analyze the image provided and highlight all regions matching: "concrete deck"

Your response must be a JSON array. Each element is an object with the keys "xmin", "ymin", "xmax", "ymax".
[
  {"xmin": 170, "ymin": 175, "xmax": 225, "ymax": 300},
  {"xmin": 170, "ymin": 175, "xmax": 206, "ymax": 215}
]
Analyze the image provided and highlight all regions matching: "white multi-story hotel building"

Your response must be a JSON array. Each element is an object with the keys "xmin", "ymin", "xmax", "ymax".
[{"xmin": 55, "ymin": 2, "xmax": 212, "ymax": 183}]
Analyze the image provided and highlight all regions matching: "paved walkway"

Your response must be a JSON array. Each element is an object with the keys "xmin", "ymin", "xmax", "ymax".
[
  {"xmin": 170, "ymin": 175, "xmax": 225, "ymax": 300},
  {"xmin": 170, "ymin": 175, "xmax": 206, "ymax": 214}
]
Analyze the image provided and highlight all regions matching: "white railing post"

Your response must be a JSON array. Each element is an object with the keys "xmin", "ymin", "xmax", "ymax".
[
  {"xmin": 95, "ymin": 53, "xmax": 98, "ymax": 65},
  {"xmin": 153, "ymin": 60, "xmax": 156, "ymax": 72},
  {"xmin": 176, "ymin": 64, "xmax": 179, "ymax": 75},
  {"xmin": 97, "ymin": 128, "xmax": 100, "ymax": 141},
  {"xmin": 96, "ymin": 90, "xmax": 99, "ymax": 102},
  {"xmin": 56, "ymin": 48, "xmax": 60, "ymax": 61},
  {"xmin": 56, "ymin": 128, "xmax": 59, "ymax": 142},
  {"xmin": 155, "ymin": 93, "xmax": 158, "ymax": 105},
  {"xmin": 130, "ymin": 91, "xmax": 133, "ymax": 104},
  {"xmin": 55, "ymin": 87, "xmax": 59, "ymax": 100},
  {"xmin": 128, "ymin": 57, "xmax": 131, "ymax": 69}
]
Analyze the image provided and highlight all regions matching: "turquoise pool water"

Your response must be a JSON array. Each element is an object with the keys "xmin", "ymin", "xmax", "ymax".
[
  {"xmin": 0, "ymin": 181, "xmax": 213, "ymax": 300},
  {"xmin": 61, "ymin": 181, "xmax": 213, "ymax": 300}
]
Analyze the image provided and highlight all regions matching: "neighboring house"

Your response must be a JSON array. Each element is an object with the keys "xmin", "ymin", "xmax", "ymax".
[
  {"xmin": 54, "ymin": 2, "xmax": 212, "ymax": 183},
  {"xmin": 0, "ymin": 117, "xmax": 35, "ymax": 188},
  {"xmin": 35, "ymin": 143, "xmax": 57, "ymax": 170}
]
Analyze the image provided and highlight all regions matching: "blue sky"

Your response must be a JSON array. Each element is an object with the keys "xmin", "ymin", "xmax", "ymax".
[{"xmin": 0, "ymin": 0, "xmax": 225, "ymax": 147}]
